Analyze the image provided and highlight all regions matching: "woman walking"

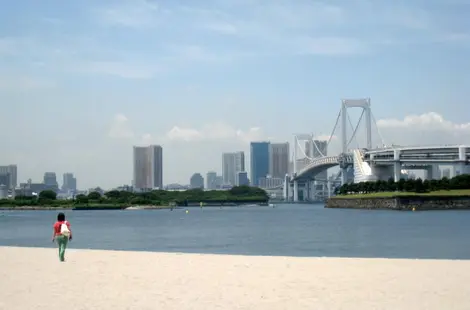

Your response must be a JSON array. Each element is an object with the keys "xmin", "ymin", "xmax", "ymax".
[{"xmin": 52, "ymin": 212, "xmax": 72, "ymax": 262}]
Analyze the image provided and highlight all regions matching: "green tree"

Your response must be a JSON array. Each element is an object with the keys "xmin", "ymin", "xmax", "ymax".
[
  {"xmin": 75, "ymin": 194, "xmax": 88, "ymax": 204},
  {"xmin": 88, "ymin": 191, "xmax": 101, "ymax": 200},
  {"xmin": 39, "ymin": 190, "xmax": 57, "ymax": 200}
]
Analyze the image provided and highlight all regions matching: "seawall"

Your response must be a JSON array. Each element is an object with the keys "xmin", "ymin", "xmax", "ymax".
[{"xmin": 326, "ymin": 196, "xmax": 470, "ymax": 211}]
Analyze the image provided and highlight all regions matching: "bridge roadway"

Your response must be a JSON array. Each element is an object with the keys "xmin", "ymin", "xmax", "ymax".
[{"xmin": 293, "ymin": 145, "xmax": 470, "ymax": 181}]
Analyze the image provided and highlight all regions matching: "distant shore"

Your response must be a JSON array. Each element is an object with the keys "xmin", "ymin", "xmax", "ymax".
[
  {"xmin": 0, "ymin": 202, "xmax": 270, "ymax": 211},
  {"xmin": 0, "ymin": 205, "xmax": 170, "ymax": 210}
]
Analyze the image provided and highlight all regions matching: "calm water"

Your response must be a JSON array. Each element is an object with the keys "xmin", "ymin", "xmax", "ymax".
[{"xmin": 1, "ymin": 204, "xmax": 469, "ymax": 259}]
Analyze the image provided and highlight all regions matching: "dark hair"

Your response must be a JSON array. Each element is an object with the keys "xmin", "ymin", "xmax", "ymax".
[{"xmin": 57, "ymin": 213, "xmax": 65, "ymax": 221}]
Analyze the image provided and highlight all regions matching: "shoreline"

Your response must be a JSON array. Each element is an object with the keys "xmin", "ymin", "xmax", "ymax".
[
  {"xmin": 2, "ymin": 246, "xmax": 469, "ymax": 309},
  {"xmin": 326, "ymin": 195, "xmax": 470, "ymax": 210}
]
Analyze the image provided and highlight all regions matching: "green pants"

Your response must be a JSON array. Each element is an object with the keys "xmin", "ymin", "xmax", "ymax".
[{"xmin": 56, "ymin": 235, "xmax": 69, "ymax": 261}]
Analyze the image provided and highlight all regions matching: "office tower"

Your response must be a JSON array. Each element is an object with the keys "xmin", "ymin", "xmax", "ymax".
[
  {"xmin": 250, "ymin": 142, "xmax": 270, "ymax": 186},
  {"xmin": 133, "ymin": 145, "xmax": 163, "ymax": 190},
  {"xmin": 62, "ymin": 173, "xmax": 77, "ymax": 191},
  {"xmin": 0, "ymin": 174, "xmax": 10, "ymax": 189},
  {"xmin": 236, "ymin": 171, "xmax": 249, "ymax": 186},
  {"xmin": 269, "ymin": 142, "xmax": 289, "ymax": 178},
  {"xmin": 43, "ymin": 172, "xmax": 58, "ymax": 190},
  {"xmin": 0, "ymin": 165, "xmax": 17, "ymax": 189},
  {"xmin": 190, "ymin": 173, "xmax": 204, "ymax": 189},
  {"xmin": 222, "ymin": 151, "xmax": 245, "ymax": 186},
  {"xmin": 206, "ymin": 171, "xmax": 217, "ymax": 189},
  {"xmin": 215, "ymin": 176, "xmax": 223, "ymax": 188}
]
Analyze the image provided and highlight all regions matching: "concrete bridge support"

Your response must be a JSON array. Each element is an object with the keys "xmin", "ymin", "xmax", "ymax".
[
  {"xmin": 293, "ymin": 181, "xmax": 299, "ymax": 202},
  {"xmin": 393, "ymin": 149, "xmax": 401, "ymax": 182},
  {"xmin": 456, "ymin": 146, "xmax": 469, "ymax": 175}
]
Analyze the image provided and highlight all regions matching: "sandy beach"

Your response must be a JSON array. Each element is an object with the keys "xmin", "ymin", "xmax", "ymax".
[{"xmin": 1, "ymin": 246, "xmax": 469, "ymax": 309}]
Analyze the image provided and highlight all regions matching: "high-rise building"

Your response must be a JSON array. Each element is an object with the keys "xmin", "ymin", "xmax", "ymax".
[
  {"xmin": 0, "ymin": 165, "xmax": 17, "ymax": 189},
  {"xmin": 250, "ymin": 142, "xmax": 270, "ymax": 186},
  {"xmin": 62, "ymin": 173, "xmax": 77, "ymax": 191},
  {"xmin": 0, "ymin": 174, "xmax": 11, "ymax": 190},
  {"xmin": 215, "ymin": 176, "xmax": 223, "ymax": 188},
  {"xmin": 236, "ymin": 171, "xmax": 249, "ymax": 186},
  {"xmin": 269, "ymin": 142, "xmax": 289, "ymax": 178},
  {"xmin": 222, "ymin": 152, "xmax": 245, "ymax": 186},
  {"xmin": 133, "ymin": 145, "xmax": 163, "ymax": 190},
  {"xmin": 43, "ymin": 172, "xmax": 58, "ymax": 190},
  {"xmin": 190, "ymin": 173, "xmax": 204, "ymax": 189},
  {"xmin": 206, "ymin": 171, "xmax": 217, "ymax": 189}
]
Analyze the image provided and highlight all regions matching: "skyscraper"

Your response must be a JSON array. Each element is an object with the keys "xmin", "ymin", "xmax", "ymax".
[
  {"xmin": 250, "ymin": 142, "xmax": 270, "ymax": 186},
  {"xmin": 43, "ymin": 172, "xmax": 58, "ymax": 190},
  {"xmin": 62, "ymin": 173, "xmax": 77, "ymax": 191},
  {"xmin": 222, "ymin": 152, "xmax": 245, "ymax": 186},
  {"xmin": 206, "ymin": 171, "xmax": 217, "ymax": 189},
  {"xmin": 0, "ymin": 165, "xmax": 17, "ymax": 189},
  {"xmin": 133, "ymin": 145, "xmax": 163, "ymax": 190},
  {"xmin": 269, "ymin": 142, "xmax": 289, "ymax": 178}
]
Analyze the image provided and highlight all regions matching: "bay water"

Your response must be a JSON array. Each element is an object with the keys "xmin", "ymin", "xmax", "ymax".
[{"xmin": 1, "ymin": 203, "xmax": 469, "ymax": 259}]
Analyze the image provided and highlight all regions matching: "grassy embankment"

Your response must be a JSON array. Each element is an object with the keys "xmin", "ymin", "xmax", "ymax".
[{"xmin": 334, "ymin": 189, "xmax": 470, "ymax": 199}]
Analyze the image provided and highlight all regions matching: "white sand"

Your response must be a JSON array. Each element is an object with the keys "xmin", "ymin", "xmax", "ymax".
[{"xmin": 1, "ymin": 247, "xmax": 469, "ymax": 310}]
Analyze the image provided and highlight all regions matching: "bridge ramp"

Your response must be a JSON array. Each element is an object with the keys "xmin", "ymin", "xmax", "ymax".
[{"xmin": 353, "ymin": 149, "xmax": 376, "ymax": 183}]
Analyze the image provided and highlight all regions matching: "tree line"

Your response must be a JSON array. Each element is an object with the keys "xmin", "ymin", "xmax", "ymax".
[
  {"xmin": 336, "ymin": 174, "xmax": 470, "ymax": 195},
  {"xmin": 0, "ymin": 185, "xmax": 269, "ymax": 207}
]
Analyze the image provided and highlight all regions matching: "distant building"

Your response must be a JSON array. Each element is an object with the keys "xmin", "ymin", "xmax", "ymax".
[
  {"xmin": 43, "ymin": 172, "xmax": 59, "ymax": 191},
  {"xmin": 258, "ymin": 176, "xmax": 283, "ymax": 189},
  {"xmin": 62, "ymin": 173, "xmax": 77, "ymax": 191},
  {"xmin": 250, "ymin": 142, "xmax": 270, "ymax": 186},
  {"xmin": 17, "ymin": 179, "xmax": 46, "ymax": 196},
  {"xmin": 222, "ymin": 152, "xmax": 245, "ymax": 186},
  {"xmin": 206, "ymin": 171, "xmax": 217, "ymax": 189},
  {"xmin": 215, "ymin": 176, "xmax": 223, "ymax": 189},
  {"xmin": 236, "ymin": 171, "xmax": 249, "ymax": 186},
  {"xmin": 269, "ymin": 142, "xmax": 289, "ymax": 179},
  {"xmin": 0, "ymin": 174, "xmax": 11, "ymax": 190},
  {"xmin": 133, "ymin": 145, "xmax": 163, "ymax": 190},
  {"xmin": 0, "ymin": 165, "xmax": 17, "ymax": 189},
  {"xmin": 190, "ymin": 173, "xmax": 204, "ymax": 189}
]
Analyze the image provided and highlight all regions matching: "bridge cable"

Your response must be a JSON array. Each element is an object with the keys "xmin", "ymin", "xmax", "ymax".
[
  {"xmin": 296, "ymin": 137, "xmax": 311, "ymax": 160},
  {"xmin": 312, "ymin": 139, "xmax": 327, "ymax": 158},
  {"xmin": 327, "ymin": 110, "xmax": 341, "ymax": 147},
  {"xmin": 347, "ymin": 111, "xmax": 362, "ymax": 149},
  {"xmin": 347, "ymin": 109, "xmax": 365, "ymax": 149},
  {"xmin": 371, "ymin": 112, "xmax": 386, "ymax": 147}
]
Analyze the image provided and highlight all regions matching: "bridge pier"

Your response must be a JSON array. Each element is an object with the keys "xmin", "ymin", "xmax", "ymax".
[
  {"xmin": 393, "ymin": 149, "xmax": 401, "ymax": 182},
  {"xmin": 293, "ymin": 180, "xmax": 299, "ymax": 202},
  {"xmin": 455, "ymin": 146, "xmax": 469, "ymax": 176},
  {"xmin": 341, "ymin": 168, "xmax": 347, "ymax": 185}
]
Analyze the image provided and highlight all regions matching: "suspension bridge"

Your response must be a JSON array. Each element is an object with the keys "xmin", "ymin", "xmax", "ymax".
[{"xmin": 281, "ymin": 98, "xmax": 470, "ymax": 202}]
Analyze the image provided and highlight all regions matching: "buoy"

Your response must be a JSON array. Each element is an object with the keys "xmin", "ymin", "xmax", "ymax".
[
  {"xmin": 185, "ymin": 210, "xmax": 189, "ymax": 214},
  {"xmin": 412, "ymin": 207, "xmax": 416, "ymax": 212}
]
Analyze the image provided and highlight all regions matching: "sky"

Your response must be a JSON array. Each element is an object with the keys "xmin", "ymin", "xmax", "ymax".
[{"xmin": 1, "ymin": 0, "xmax": 470, "ymax": 189}]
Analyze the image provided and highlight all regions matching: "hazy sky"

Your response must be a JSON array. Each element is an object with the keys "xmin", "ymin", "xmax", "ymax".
[{"xmin": 1, "ymin": 0, "xmax": 469, "ymax": 189}]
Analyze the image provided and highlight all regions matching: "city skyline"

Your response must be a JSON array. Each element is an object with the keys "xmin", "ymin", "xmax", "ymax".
[{"xmin": 1, "ymin": 1, "xmax": 470, "ymax": 188}]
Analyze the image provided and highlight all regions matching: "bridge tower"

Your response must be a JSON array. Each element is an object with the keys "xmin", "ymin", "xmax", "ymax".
[{"xmin": 339, "ymin": 98, "xmax": 372, "ymax": 184}]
